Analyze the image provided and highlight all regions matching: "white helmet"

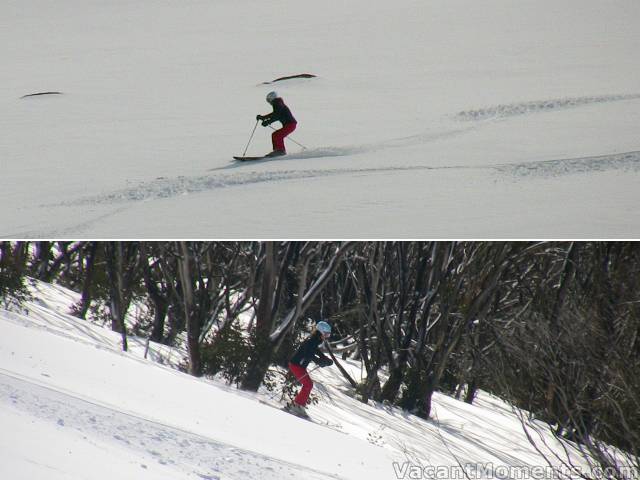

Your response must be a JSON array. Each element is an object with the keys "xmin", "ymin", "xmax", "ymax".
[
  {"xmin": 316, "ymin": 321, "xmax": 331, "ymax": 336},
  {"xmin": 266, "ymin": 91, "xmax": 279, "ymax": 104}
]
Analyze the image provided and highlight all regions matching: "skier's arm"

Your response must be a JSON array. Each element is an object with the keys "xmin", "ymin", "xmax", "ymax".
[
  {"xmin": 256, "ymin": 112, "xmax": 276, "ymax": 126},
  {"xmin": 313, "ymin": 348, "xmax": 333, "ymax": 367},
  {"xmin": 258, "ymin": 103, "xmax": 284, "ymax": 126},
  {"xmin": 263, "ymin": 114, "xmax": 276, "ymax": 125}
]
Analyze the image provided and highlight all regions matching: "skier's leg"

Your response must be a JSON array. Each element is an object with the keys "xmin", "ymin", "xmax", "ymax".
[
  {"xmin": 289, "ymin": 362, "xmax": 313, "ymax": 406},
  {"xmin": 296, "ymin": 375, "xmax": 313, "ymax": 406},
  {"xmin": 271, "ymin": 130, "xmax": 280, "ymax": 151},
  {"xmin": 272, "ymin": 123, "xmax": 297, "ymax": 153}
]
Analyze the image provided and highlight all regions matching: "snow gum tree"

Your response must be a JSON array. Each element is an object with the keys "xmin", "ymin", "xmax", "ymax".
[
  {"xmin": 171, "ymin": 242, "xmax": 251, "ymax": 377},
  {"xmin": 0, "ymin": 241, "xmax": 31, "ymax": 306},
  {"xmin": 104, "ymin": 242, "xmax": 142, "ymax": 352}
]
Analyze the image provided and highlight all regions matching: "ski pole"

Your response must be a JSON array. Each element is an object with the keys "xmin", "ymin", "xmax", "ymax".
[
  {"xmin": 267, "ymin": 124, "xmax": 308, "ymax": 150},
  {"xmin": 242, "ymin": 120, "xmax": 259, "ymax": 157},
  {"xmin": 297, "ymin": 365, "xmax": 321, "ymax": 382}
]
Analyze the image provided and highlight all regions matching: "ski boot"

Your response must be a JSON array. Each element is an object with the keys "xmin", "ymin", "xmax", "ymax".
[
  {"xmin": 265, "ymin": 150, "xmax": 286, "ymax": 158},
  {"xmin": 285, "ymin": 401, "xmax": 309, "ymax": 418}
]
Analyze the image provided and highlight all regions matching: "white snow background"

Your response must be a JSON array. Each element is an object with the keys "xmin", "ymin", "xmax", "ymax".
[
  {"xmin": 2, "ymin": 0, "xmax": 640, "ymax": 238},
  {"xmin": 0, "ymin": 279, "xmax": 620, "ymax": 480}
]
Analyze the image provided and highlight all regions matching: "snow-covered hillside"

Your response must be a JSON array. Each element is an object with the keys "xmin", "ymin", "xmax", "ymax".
[
  {"xmin": 1, "ymin": 280, "xmax": 598, "ymax": 480},
  {"xmin": 3, "ymin": 0, "xmax": 640, "ymax": 237}
]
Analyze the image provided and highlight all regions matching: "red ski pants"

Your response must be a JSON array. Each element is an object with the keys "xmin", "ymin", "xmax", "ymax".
[
  {"xmin": 272, "ymin": 122, "xmax": 297, "ymax": 152},
  {"xmin": 289, "ymin": 362, "xmax": 313, "ymax": 406}
]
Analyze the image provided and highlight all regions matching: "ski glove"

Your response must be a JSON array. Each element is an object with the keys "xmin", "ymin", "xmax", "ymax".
[
  {"xmin": 261, "ymin": 120, "xmax": 270, "ymax": 127},
  {"xmin": 318, "ymin": 358, "xmax": 333, "ymax": 367},
  {"xmin": 256, "ymin": 114, "xmax": 264, "ymax": 121}
]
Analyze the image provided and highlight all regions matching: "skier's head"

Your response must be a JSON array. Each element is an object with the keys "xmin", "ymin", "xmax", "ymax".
[
  {"xmin": 316, "ymin": 321, "xmax": 331, "ymax": 339},
  {"xmin": 266, "ymin": 91, "xmax": 279, "ymax": 104}
]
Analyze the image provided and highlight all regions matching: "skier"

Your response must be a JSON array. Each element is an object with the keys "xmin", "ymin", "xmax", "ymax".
[
  {"xmin": 287, "ymin": 321, "xmax": 333, "ymax": 416},
  {"xmin": 256, "ymin": 91, "xmax": 297, "ymax": 157}
]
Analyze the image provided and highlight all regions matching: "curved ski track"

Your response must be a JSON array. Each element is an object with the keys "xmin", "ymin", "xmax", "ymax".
[
  {"xmin": 455, "ymin": 93, "xmax": 640, "ymax": 121},
  {"xmin": 61, "ymin": 91, "xmax": 640, "ymax": 207},
  {"xmin": 59, "ymin": 150, "xmax": 640, "ymax": 207},
  {"xmin": 28, "ymin": 91, "xmax": 639, "ymax": 238}
]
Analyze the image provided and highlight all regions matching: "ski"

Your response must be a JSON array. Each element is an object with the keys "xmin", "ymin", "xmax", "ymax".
[
  {"xmin": 257, "ymin": 399, "xmax": 346, "ymax": 434},
  {"xmin": 233, "ymin": 156, "xmax": 267, "ymax": 161},
  {"xmin": 282, "ymin": 405, "xmax": 310, "ymax": 419},
  {"xmin": 233, "ymin": 153, "xmax": 286, "ymax": 161}
]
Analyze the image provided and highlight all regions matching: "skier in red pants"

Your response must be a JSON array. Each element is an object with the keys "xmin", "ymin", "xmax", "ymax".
[
  {"xmin": 256, "ymin": 91, "xmax": 297, "ymax": 157},
  {"xmin": 288, "ymin": 321, "xmax": 333, "ymax": 416}
]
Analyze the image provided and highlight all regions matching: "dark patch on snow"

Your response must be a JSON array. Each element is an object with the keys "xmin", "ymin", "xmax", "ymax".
[
  {"xmin": 20, "ymin": 92, "xmax": 63, "ymax": 99},
  {"xmin": 262, "ymin": 73, "xmax": 317, "ymax": 84}
]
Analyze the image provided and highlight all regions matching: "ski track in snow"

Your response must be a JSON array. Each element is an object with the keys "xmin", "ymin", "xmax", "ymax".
[
  {"xmin": 0, "ymin": 371, "xmax": 341, "ymax": 480},
  {"xmin": 57, "ymin": 150, "xmax": 640, "ymax": 207},
  {"xmin": 495, "ymin": 150, "xmax": 640, "ymax": 178},
  {"xmin": 454, "ymin": 93, "xmax": 640, "ymax": 121},
  {"xmin": 25, "ymin": 90, "xmax": 640, "ymax": 237},
  {"xmin": 35, "ymin": 92, "xmax": 640, "ymax": 210}
]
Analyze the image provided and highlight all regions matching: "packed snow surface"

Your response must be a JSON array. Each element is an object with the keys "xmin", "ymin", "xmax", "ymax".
[
  {"xmin": 0, "ymin": 280, "xmax": 600, "ymax": 480},
  {"xmin": 2, "ymin": 0, "xmax": 640, "ymax": 237}
]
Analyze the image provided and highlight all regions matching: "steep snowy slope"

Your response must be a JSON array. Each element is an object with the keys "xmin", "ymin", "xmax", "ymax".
[
  {"xmin": 0, "ymin": 280, "xmax": 599, "ymax": 480},
  {"xmin": 2, "ymin": 0, "xmax": 640, "ymax": 237}
]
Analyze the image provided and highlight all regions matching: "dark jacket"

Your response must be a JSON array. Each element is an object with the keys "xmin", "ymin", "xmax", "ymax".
[
  {"xmin": 290, "ymin": 331, "xmax": 332, "ymax": 369},
  {"xmin": 262, "ymin": 98, "xmax": 297, "ymax": 126}
]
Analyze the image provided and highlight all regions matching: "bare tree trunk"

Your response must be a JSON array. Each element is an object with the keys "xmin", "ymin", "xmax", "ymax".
[
  {"xmin": 241, "ymin": 242, "xmax": 278, "ymax": 391},
  {"xmin": 325, "ymin": 341, "xmax": 357, "ymax": 388},
  {"xmin": 33, "ymin": 241, "xmax": 51, "ymax": 280},
  {"xmin": 354, "ymin": 242, "xmax": 387, "ymax": 402},
  {"xmin": 464, "ymin": 380, "xmax": 478, "ymax": 404},
  {"xmin": 140, "ymin": 242, "xmax": 168, "ymax": 343},
  {"xmin": 76, "ymin": 242, "xmax": 98, "ymax": 319},
  {"xmin": 177, "ymin": 241, "xmax": 202, "ymax": 377},
  {"xmin": 380, "ymin": 243, "xmax": 435, "ymax": 402},
  {"xmin": 104, "ymin": 242, "xmax": 140, "ymax": 352}
]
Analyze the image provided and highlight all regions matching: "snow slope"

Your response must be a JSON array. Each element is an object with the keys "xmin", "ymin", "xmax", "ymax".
[
  {"xmin": 0, "ymin": 280, "xmax": 601, "ymax": 480},
  {"xmin": 2, "ymin": 0, "xmax": 640, "ymax": 237}
]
